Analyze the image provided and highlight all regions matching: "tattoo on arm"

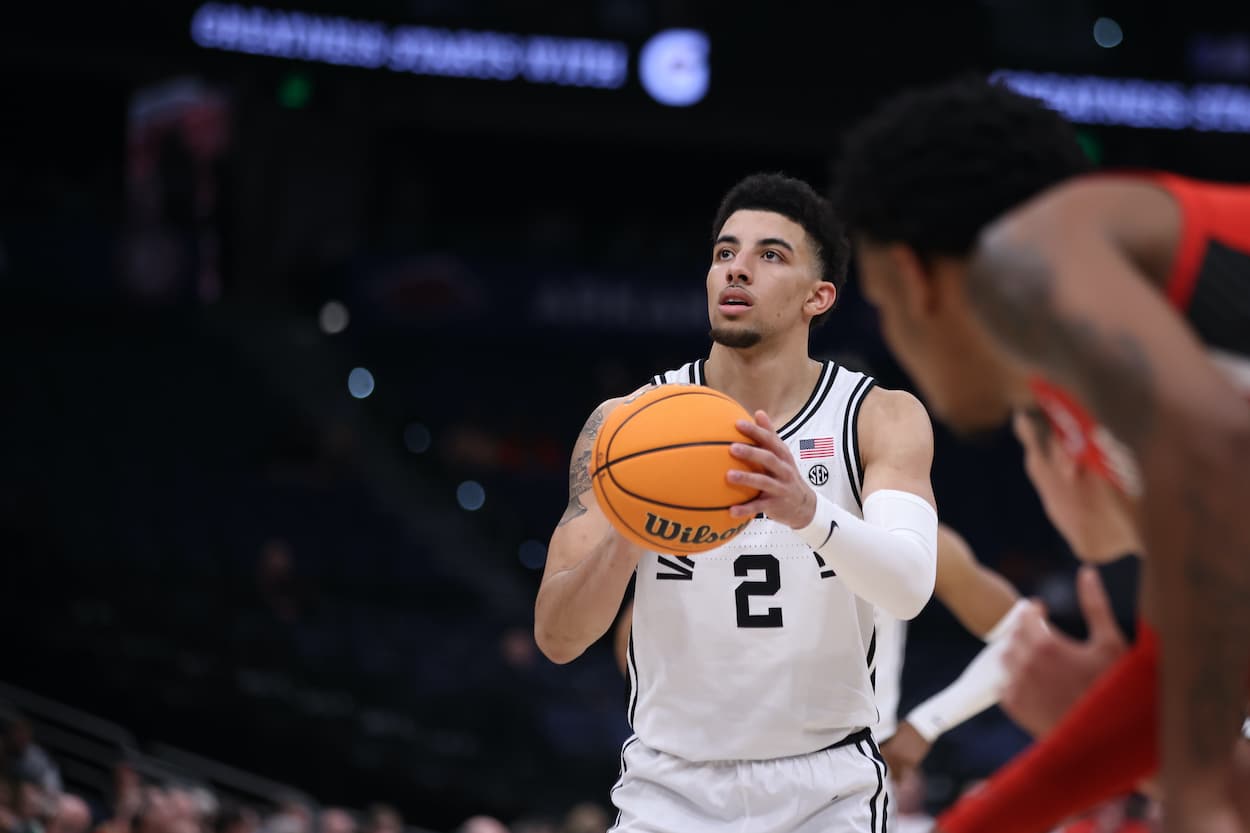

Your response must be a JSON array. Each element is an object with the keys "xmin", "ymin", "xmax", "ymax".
[{"xmin": 558, "ymin": 406, "xmax": 605, "ymax": 527}]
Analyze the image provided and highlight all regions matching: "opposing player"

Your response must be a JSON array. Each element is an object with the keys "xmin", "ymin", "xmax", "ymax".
[
  {"xmin": 833, "ymin": 75, "xmax": 1250, "ymax": 832},
  {"xmin": 535, "ymin": 172, "xmax": 940, "ymax": 832}
]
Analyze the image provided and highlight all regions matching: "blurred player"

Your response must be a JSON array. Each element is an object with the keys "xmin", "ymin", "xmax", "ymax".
[
  {"xmin": 833, "ymin": 74, "xmax": 1250, "ymax": 832},
  {"xmin": 536, "ymin": 172, "xmax": 939, "ymax": 832}
]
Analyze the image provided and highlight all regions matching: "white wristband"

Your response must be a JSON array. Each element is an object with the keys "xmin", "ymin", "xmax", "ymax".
[
  {"xmin": 983, "ymin": 598, "xmax": 1031, "ymax": 644},
  {"xmin": 905, "ymin": 635, "xmax": 1010, "ymax": 742}
]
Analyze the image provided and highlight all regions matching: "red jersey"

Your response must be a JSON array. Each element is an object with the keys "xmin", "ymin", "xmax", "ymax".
[{"xmin": 941, "ymin": 172, "xmax": 1250, "ymax": 833}]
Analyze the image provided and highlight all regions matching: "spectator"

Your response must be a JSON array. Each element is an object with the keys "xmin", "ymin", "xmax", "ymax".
[
  {"xmin": 314, "ymin": 810, "xmax": 353, "ymax": 833},
  {"xmin": 46, "ymin": 795, "xmax": 90, "ymax": 833},
  {"xmin": 360, "ymin": 806, "xmax": 398, "ymax": 833},
  {"xmin": 455, "ymin": 818, "xmax": 507, "ymax": 833},
  {"xmin": 4, "ymin": 721, "xmax": 60, "ymax": 797},
  {"xmin": 558, "ymin": 804, "xmax": 607, "ymax": 833}
]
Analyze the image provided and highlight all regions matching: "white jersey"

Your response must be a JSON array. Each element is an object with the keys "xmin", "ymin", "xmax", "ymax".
[
  {"xmin": 627, "ymin": 358, "xmax": 881, "ymax": 762},
  {"xmin": 871, "ymin": 610, "xmax": 907, "ymax": 742}
]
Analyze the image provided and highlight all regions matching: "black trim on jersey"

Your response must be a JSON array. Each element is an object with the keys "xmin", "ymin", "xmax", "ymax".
[
  {"xmin": 626, "ymin": 632, "xmax": 640, "ymax": 727},
  {"xmin": 855, "ymin": 740, "xmax": 886, "ymax": 833},
  {"xmin": 866, "ymin": 627, "xmax": 877, "ymax": 668},
  {"xmin": 688, "ymin": 361, "xmax": 700, "ymax": 384},
  {"xmin": 851, "ymin": 380, "xmax": 875, "ymax": 496},
  {"xmin": 1188, "ymin": 241, "xmax": 1250, "ymax": 358},
  {"xmin": 867, "ymin": 735, "xmax": 891, "ymax": 833},
  {"xmin": 656, "ymin": 555, "xmax": 694, "ymax": 580},
  {"xmin": 778, "ymin": 361, "xmax": 839, "ymax": 440},
  {"xmin": 841, "ymin": 376, "xmax": 874, "ymax": 508},
  {"xmin": 870, "ymin": 669, "xmax": 876, "ymax": 692},
  {"xmin": 609, "ymin": 734, "xmax": 641, "ymax": 829},
  {"xmin": 651, "ymin": 374, "xmax": 663, "ymax": 387}
]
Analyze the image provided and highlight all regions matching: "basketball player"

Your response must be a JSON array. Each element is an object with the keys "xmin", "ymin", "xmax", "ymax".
[
  {"xmin": 832, "ymin": 75, "xmax": 1250, "ymax": 832},
  {"xmin": 535, "ymin": 172, "xmax": 940, "ymax": 832}
]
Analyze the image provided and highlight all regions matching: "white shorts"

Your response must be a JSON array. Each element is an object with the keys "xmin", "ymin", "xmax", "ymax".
[{"xmin": 609, "ymin": 729, "xmax": 890, "ymax": 833}]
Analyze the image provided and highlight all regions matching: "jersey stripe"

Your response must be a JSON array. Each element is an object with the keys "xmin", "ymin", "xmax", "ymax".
[
  {"xmin": 856, "ymin": 740, "xmax": 886, "ymax": 833},
  {"xmin": 867, "ymin": 736, "xmax": 891, "ymax": 832},
  {"xmin": 777, "ymin": 361, "xmax": 837, "ymax": 440},
  {"xmin": 627, "ymin": 632, "xmax": 640, "ymax": 727},
  {"xmin": 841, "ymin": 377, "xmax": 872, "ymax": 507}
]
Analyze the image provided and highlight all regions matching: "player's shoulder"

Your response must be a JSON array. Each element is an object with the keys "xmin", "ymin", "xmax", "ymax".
[
  {"xmin": 983, "ymin": 171, "xmax": 1177, "ymax": 248},
  {"xmin": 856, "ymin": 385, "xmax": 934, "ymax": 458},
  {"xmin": 858, "ymin": 385, "xmax": 930, "ymax": 429},
  {"xmin": 591, "ymin": 382, "xmax": 660, "ymax": 423}
]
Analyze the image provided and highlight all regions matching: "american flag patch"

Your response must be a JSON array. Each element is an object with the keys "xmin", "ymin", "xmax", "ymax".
[{"xmin": 799, "ymin": 437, "xmax": 836, "ymax": 459}]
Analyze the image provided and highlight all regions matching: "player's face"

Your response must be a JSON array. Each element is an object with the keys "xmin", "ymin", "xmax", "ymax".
[
  {"xmin": 856, "ymin": 239, "xmax": 1015, "ymax": 432},
  {"xmin": 707, "ymin": 210, "xmax": 829, "ymax": 348}
]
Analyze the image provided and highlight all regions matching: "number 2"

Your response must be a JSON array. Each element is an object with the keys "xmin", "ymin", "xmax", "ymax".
[{"xmin": 734, "ymin": 554, "xmax": 783, "ymax": 628}]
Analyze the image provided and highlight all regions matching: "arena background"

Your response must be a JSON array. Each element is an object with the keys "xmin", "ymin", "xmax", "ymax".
[{"xmin": 2, "ymin": 2, "xmax": 1249, "ymax": 831}]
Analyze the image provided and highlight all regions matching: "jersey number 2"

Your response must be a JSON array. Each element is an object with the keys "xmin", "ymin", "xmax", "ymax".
[{"xmin": 734, "ymin": 554, "xmax": 783, "ymax": 628}]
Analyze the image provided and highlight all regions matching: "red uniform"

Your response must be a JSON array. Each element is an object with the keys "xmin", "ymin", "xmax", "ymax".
[{"xmin": 938, "ymin": 172, "xmax": 1250, "ymax": 833}]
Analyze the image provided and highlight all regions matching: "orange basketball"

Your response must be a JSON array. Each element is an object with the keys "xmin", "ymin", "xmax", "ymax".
[{"xmin": 590, "ymin": 385, "xmax": 761, "ymax": 554}]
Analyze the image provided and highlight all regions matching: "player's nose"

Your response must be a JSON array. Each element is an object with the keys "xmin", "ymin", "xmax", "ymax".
[{"xmin": 726, "ymin": 260, "xmax": 752, "ymax": 284}]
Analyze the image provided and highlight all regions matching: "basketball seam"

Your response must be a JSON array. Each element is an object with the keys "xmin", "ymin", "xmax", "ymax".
[{"xmin": 596, "ymin": 440, "xmax": 738, "ymax": 469}]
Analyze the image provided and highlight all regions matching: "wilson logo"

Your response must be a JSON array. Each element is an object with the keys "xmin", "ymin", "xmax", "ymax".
[{"xmin": 643, "ymin": 512, "xmax": 748, "ymax": 546}]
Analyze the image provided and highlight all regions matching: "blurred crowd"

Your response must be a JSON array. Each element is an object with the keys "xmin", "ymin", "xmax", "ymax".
[{"xmin": 0, "ymin": 716, "xmax": 616, "ymax": 833}]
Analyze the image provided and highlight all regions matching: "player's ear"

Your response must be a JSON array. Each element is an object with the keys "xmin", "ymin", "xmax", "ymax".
[{"xmin": 805, "ymin": 280, "xmax": 837, "ymax": 319}]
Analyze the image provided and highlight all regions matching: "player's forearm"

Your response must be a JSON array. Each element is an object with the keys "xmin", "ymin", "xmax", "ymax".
[
  {"xmin": 1146, "ymin": 431, "xmax": 1250, "ymax": 816},
  {"xmin": 945, "ymin": 565, "xmax": 1021, "ymax": 638},
  {"xmin": 534, "ymin": 531, "xmax": 642, "ymax": 664},
  {"xmin": 794, "ymin": 490, "xmax": 937, "ymax": 619}
]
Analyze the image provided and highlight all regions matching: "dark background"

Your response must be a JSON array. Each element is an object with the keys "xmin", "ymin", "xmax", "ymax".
[{"xmin": 1, "ymin": 2, "xmax": 1248, "ymax": 831}]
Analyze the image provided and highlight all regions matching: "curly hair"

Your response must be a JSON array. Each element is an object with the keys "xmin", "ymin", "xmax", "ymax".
[
  {"xmin": 832, "ymin": 75, "xmax": 1092, "ymax": 257},
  {"xmin": 711, "ymin": 172, "xmax": 850, "ymax": 329}
]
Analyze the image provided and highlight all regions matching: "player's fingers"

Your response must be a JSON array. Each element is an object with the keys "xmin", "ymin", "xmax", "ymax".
[
  {"xmin": 1076, "ymin": 565, "xmax": 1126, "ymax": 647},
  {"xmin": 754, "ymin": 410, "xmax": 776, "ymax": 433},
  {"xmin": 735, "ymin": 418, "xmax": 790, "ymax": 459},
  {"xmin": 728, "ymin": 442, "xmax": 784, "ymax": 476},
  {"xmin": 726, "ymin": 469, "xmax": 779, "ymax": 494},
  {"xmin": 728, "ymin": 498, "xmax": 768, "ymax": 518}
]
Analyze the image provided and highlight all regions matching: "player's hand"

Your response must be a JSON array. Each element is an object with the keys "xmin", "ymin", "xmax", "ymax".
[
  {"xmin": 726, "ymin": 410, "xmax": 817, "ymax": 529},
  {"xmin": 1001, "ymin": 567, "xmax": 1128, "ymax": 736},
  {"xmin": 880, "ymin": 720, "xmax": 932, "ymax": 784}
]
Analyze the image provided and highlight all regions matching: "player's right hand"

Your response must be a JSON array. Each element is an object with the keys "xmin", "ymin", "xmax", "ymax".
[
  {"xmin": 1000, "ymin": 567, "xmax": 1128, "ymax": 736},
  {"xmin": 880, "ymin": 720, "xmax": 931, "ymax": 784}
]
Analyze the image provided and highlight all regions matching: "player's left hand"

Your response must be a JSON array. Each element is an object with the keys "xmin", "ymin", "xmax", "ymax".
[
  {"xmin": 880, "ymin": 720, "xmax": 932, "ymax": 784},
  {"xmin": 727, "ymin": 410, "xmax": 818, "ymax": 530}
]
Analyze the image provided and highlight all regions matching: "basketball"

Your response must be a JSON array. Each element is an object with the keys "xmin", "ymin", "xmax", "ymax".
[{"xmin": 590, "ymin": 385, "xmax": 762, "ymax": 554}]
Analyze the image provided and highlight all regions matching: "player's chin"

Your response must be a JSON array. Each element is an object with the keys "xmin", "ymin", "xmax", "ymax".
[{"xmin": 708, "ymin": 324, "xmax": 763, "ymax": 349}]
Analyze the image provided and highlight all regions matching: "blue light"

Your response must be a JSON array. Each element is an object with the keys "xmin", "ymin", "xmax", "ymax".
[
  {"xmin": 348, "ymin": 367, "xmax": 375, "ymax": 399},
  {"xmin": 457, "ymin": 481, "xmax": 486, "ymax": 511}
]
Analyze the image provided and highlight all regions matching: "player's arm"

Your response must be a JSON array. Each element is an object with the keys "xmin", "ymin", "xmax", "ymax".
[
  {"xmin": 534, "ymin": 398, "xmax": 649, "ymax": 665},
  {"xmin": 728, "ymin": 388, "xmax": 938, "ymax": 620},
  {"xmin": 936, "ymin": 626, "xmax": 1160, "ymax": 833},
  {"xmin": 883, "ymin": 527, "xmax": 1026, "ymax": 779},
  {"xmin": 933, "ymin": 525, "xmax": 1020, "ymax": 638},
  {"xmin": 968, "ymin": 180, "xmax": 1250, "ymax": 826}
]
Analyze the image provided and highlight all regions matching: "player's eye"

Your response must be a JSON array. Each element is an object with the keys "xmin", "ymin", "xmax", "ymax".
[
  {"xmin": 715, "ymin": 248, "xmax": 734, "ymax": 260},
  {"xmin": 762, "ymin": 250, "xmax": 781, "ymax": 262}
]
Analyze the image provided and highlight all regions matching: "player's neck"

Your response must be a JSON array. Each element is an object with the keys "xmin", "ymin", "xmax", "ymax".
[{"xmin": 704, "ymin": 340, "xmax": 824, "ymax": 427}]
